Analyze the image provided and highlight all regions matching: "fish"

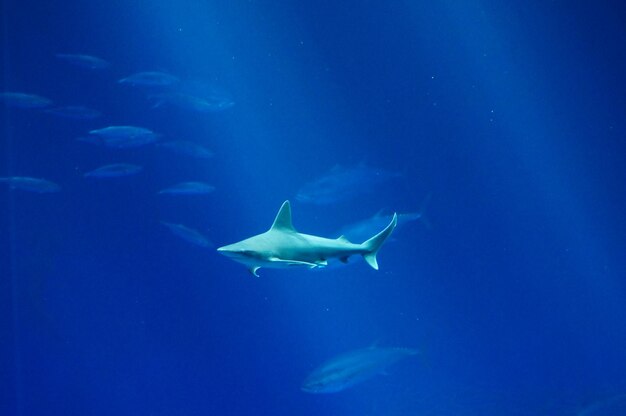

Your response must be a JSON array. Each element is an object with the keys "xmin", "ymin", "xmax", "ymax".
[
  {"xmin": 156, "ymin": 141, "xmax": 214, "ymax": 159},
  {"xmin": 158, "ymin": 182, "xmax": 215, "ymax": 195},
  {"xmin": 337, "ymin": 212, "xmax": 424, "ymax": 244},
  {"xmin": 0, "ymin": 92, "xmax": 52, "ymax": 109},
  {"xmin": 88, "ymin": 126, "xmax": 159, "ymax": 148},
  {"xmin": 336, "ymin": 194, "xmax": 431, "ymax": 243},
  {"xmin": 0, "ymin": 176, "xmax": 61, "ymax": 193},
  {"xmin": 578, "ymin": 393, "xmax": 626, "ymax": 415},
  {"xmin": 44, "ymin": 105, "xmax": 102, "ymax": 120},
  {"xmin": 83, "ymin": 163, "xmax": 143, "ymax": 178},
  {"xmin": 55, "ymin": 54, "xmax": 110, "ymax": 70},
  {"xmin": 149, "ymin": 92, "xmax": 234, "ymax": 112},
  {"xmin": 217, "ymin": 200, "xmax": 397, "ymax": 277},
  {"xmin": 302, "ymin": 346, "xmax": 419, "ymax": 393},
  {"xmin": 296, "ymin": 164, "xmax": 401, "ymax": 205},
  {"xmin": 160, "ymin": 222, "xmax": 212, "ymax": 248},
  {"xmin": 118, "ymin": 71, "xmax": 180, "ymax": 87}
]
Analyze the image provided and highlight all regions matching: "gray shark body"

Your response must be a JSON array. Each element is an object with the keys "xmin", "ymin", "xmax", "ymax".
[{"xmin": 217, "ymin": 200, "xmax": 397, "ymax": 276}]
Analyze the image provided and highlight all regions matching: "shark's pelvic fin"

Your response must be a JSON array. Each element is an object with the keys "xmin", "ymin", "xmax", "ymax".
[
  {"xmin": 270, "ymin": 200, "xmax": 296, "ymax": 232},
  {"xmin": 249, "ymin": 266, "xmax": 260, "ymax": 277},
  {"xmin": 361, "ymin": 213, "xmax": 398, "ymax": 270}
]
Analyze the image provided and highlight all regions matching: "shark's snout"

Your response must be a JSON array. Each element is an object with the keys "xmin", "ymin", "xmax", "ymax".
[
  {"xmin": 217, "ymin": 244, "xmax": 250, "ymax": 259},
  {"xmin": 216, "ymin": 245, "xmax": 236, "ymax": 256}
]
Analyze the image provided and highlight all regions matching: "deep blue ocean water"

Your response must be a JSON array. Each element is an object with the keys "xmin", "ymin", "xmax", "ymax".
[{"xmin": 1, "ymin": 1, "xmax": 626, "ymax": 415}]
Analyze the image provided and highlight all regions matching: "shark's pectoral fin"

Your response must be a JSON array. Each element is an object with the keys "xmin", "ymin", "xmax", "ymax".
[
  {"xmin": 249, "ymin": 266, "xmax": 260, "ymax": 277},
  {"xmin": 269, "ymin": 257, "xmax": 319, "ymax": 269}
]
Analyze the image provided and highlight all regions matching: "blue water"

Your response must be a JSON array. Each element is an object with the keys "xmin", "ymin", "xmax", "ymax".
[{"xmin": 2, "ymin": 1, "xmax": 626, "ymax": 415}]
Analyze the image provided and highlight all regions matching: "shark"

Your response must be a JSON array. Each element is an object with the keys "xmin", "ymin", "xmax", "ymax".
[{"xmin": 217, "ymin": 200, "xmax": 397, "ymax": 276}]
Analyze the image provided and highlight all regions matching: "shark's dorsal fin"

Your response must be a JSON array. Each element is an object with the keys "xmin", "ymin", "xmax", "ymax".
[{"xmin": 270, "ymin": 200, "xmax": 296, "ymax": 232}]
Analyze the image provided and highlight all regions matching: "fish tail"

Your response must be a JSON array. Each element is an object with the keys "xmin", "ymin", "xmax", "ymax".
[{"xmin": 360, "ymin": 213, "xmax": 397, "ymax": 270}]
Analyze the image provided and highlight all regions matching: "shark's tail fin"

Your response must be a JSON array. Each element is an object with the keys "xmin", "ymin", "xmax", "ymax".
[{"xmin": 361, "ymin": 213, "xmax": 398, "ymax": 270}]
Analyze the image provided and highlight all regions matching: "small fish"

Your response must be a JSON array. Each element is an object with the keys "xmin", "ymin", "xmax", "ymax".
[
  {"xmin": 118, "ymin": 71, "xmax": 180, "ymax": 87},
  {"xmin": 337, "ymin": 194, "xmax": 432, "ymax": 243},
  {"xmin": 84, "ymin": 163, "xmax": 143, "ymax": 178},
  {"xmin": 156, "ymin": 141, "xmax": 214, "ymax": 159},
  {"xmin": 0, "ymin": 176, "xmax": 61, "ymax": 193},
  {"xmin": 55, "ymin": 54, "xmax": 110, "ymax": 70},
  {"xmin": 578, "ymin": 393, "xmax": 626, "ymax": 415},
  {"xmin": 45, "ymin": 105, "xmax": 102, "ymax": 120},
  {"xmin": 158, "ymin": 181, "xmax": 215, "ymax": 195},
  {"xmin": 160, "ymin": 222, "xmax": 212, "ymax": 248},
  {"xmin": 0, "ymin": 92, "xmax": 52, "ymax": 109},
  {"xmin": 150, "ymin": 92, "xmax": 234, "ymax": 112},
  {"xmin": 296, "ymin": 164, "xmax": 401, "ymax": 205},
  {"xmin": 88, "ymin": 125, "xmax": 159, "ymax": 148},
  {"xmin": 302, "ymin": 346, "xmax": 418, "ymax": 394}
]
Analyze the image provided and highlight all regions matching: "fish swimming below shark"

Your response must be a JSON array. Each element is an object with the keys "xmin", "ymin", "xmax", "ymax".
[
  {"xmin": 302, "ymin": 346, "xmax": 419, "ymax": 393},
  {"xmin": 217, "ymin": 200, "xmax": 397, "ymax": 276}
]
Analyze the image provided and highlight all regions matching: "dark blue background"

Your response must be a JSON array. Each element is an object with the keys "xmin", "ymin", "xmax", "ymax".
[{"xmin": 2, "ymin": 1, "xmax": 626, "ymax": 414}]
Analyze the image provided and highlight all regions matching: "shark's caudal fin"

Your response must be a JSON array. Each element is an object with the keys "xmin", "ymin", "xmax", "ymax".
[{"xmin": 361, "ymin": 213, "xmax": 398, "ymax": 269}]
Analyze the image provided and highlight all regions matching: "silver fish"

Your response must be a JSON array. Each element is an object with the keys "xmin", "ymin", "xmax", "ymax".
[
  {"xmin": 0, "ymin": 176, "xmax": 60, "ymax": 193},
  {"xmin": 118, "ymin": 71, "xmax": 180, "ymax": 87},
  {"xmin": 55, "ymin": 54, "xmax": 110, "ymax": 70},
  {"xmin": 84, "ymin": 163, "xmax": 142, "ymax": 178},
  {"xmin": 302, "ymin": 346, "xmax": 418, "ymax": 394},
  {"xmin": 88, "ymin": 125, "xmax": 159, "ymax": 148},
  {"xmin": 150, "ymin": 92, "xmax": 234, "ymax": 112},
  {"xmin": 336, "ymin": 194, "xmax": 431, "ymax": 243},
  {"xmin": 45, "ymin": 105, "xmax": 102, "ymax": 120},
  {"xmin": 296, "ymin": 164, "xmax": 401, "ymax": 205},
  {"xmin": 578, "ymin": 393, "xmax": 626, "ymax": 416},
  {"xmin": 158, "ymin": 181, "xmax": 215, "ymax": 195},
  {"xmin": 0, "ymin": 92, "xmax": 52, "ymax": 109},
  {"xmin": 156, "ymin": 141, "xmax": 214, "ymax": 159},
  {"xmin": 337, "ymin": 212, "xmax": 424, "ymax": 244},
  {"xmin": 160, "ymin": 222, "xmax": 212, "ymax": 248}
]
